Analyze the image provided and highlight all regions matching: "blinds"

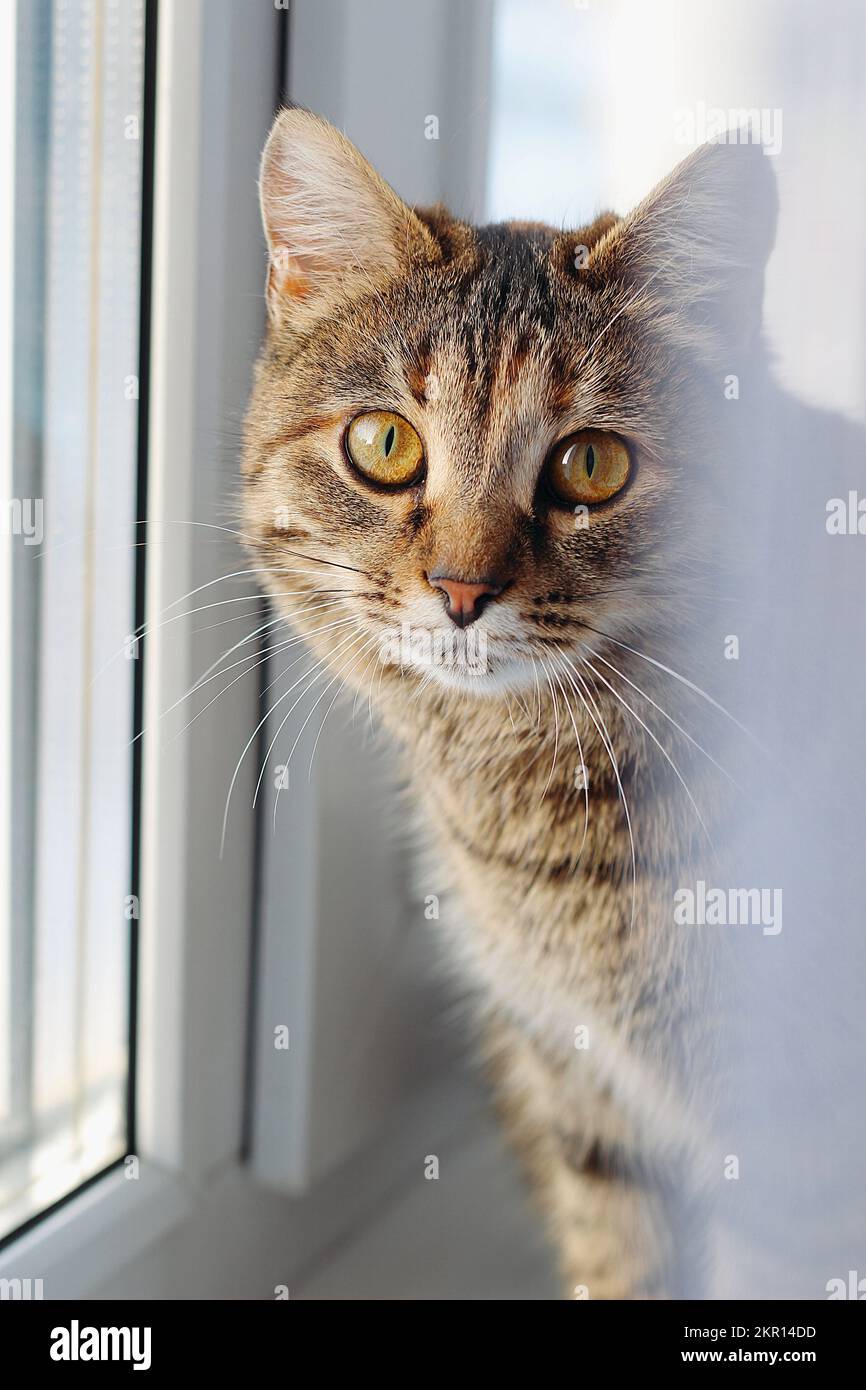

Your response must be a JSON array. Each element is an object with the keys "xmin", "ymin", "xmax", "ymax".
[{"xmin": 0, "ymin": 0, "xmax": 145, "ymax": 1241}]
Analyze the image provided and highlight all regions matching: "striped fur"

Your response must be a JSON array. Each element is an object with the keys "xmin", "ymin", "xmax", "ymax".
[{"xmin": 243, "ymin": 109, "xmax": 777, "ymax": 1298}]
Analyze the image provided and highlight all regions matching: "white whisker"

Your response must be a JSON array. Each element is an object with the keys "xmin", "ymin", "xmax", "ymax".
[
  {"xmin": 587, "ymin": 647, "xmax": 741, "ymax": 791},
  {"xmin": 219, "ymin": 623, "xmax": 362, "ymax": 856},
  {"xmin": 582, "ymin": 655, "xmax": 714, "ymax": 850},
  {"xmin": 547, "ymin": 657, "xmax": 589, "ymax": 857},
  {"xmin": 579, "ymin": 622, "xmax": 764, "ymax": 751},
  {"xmin": 539, "ymin": 660, "xmax": 561, "ymax": 802},
  {"xmin": 251, "ymin": 626, "xmax": 365, "ymax": 813},
  {"xmin": 556, "ymin": 651, "xmax": 637, "ymax": 932}
]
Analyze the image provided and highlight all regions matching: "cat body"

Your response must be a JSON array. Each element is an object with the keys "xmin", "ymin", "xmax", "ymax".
[{"xmin": 243, "ymin": 108, "xmax": 778, "ymax": 1297}]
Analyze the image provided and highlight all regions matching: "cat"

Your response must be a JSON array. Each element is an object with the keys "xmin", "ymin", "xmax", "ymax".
[{"xmin": 242, "ymin": 106, "xmax": 781, "ymax": 1298}]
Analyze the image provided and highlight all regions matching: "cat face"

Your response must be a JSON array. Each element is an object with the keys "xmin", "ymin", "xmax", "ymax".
[{"xmin": 243, "ymin": 110, "xmax": 775, "ymax": 698}]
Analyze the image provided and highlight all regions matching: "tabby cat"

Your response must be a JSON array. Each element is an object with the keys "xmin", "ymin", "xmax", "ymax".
[{"xmin": 242, "ymin": 107, "xmax": 777, "ymax": 1298}]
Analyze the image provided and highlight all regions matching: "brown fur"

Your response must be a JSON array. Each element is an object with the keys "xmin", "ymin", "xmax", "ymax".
[{"xmin": 243, "ymin": 108, "xmax": 777, "ymax": 1298}]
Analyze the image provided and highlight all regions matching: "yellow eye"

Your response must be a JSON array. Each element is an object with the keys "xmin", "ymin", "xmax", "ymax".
[
  {"xmin": 545, "ymin": 430, "xmax": 631, "ymax": 506},
  {"xmin": 345, "ymin": 411, "xmax": 425, "ymax": 488}
]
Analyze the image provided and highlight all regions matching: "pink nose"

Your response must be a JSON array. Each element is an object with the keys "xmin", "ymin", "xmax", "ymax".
[{"xmin": 427, "ymin": 572, "xmax": 506, "ymax": 628}]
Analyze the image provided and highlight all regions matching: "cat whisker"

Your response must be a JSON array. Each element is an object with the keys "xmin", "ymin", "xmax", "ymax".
[
  {"xmin": 190, "ymin": 605, "xmax": 271, "ymax": 638},
  {"xmin": 158, "ymin": 567, "xmax": 276, "ymax": 621},
  {"xmin": 144, "ymin": 571, "xmax": 353, "ymax": 651},
  {"xmin": 93, "ymin": 570, "xmax": 348, "ymax": 691},
  {"xmin": 530, "ymin": 655, "xmax": 543, "ymax": 731},
  {"xmin": 162, "ymin": 639, "xmax": 299, "ymax": 752},
  {"xmin": 368, "ymin": 656, "xmax": 379, "ymax": 735},
  {"xmin": 566, "ymin": 583, "xmax": 744, "ymax": 606},
  {"xmin": 547, "ymin": 657, "xmax": 590, "ymax": 859},
  {"xmin": 270, "ymin": 630, "xmax": 375, "ymax": 831},
  {"xmin": 90, "ymin": 590, "xmax": 267, "ymax": 690},
  {"xmin": 306, "ymin": 633, "xmax": 383, "ymax": 782},
  {"xmin": 163, "ymin": 628, "xmax": 343, "ymax": 754},
  {"xmin": 351, "ymin": 641, "xmax": 385, "ymax": 731},
  {"xmin": 307, "ymin": 678, "xmax": 351, "ymax": 784},
  {"xmin": 138, "ymin": 564, "xmax": 352, "ymax": 644},
  {"xmin": 577, "ymin": 620, "xmax": 765, "ymax": 753},
  {"xmin": 539, "ymin": 660, "xmax": 561, "ymax": 803},
  {"xmin": 249, "ymin": 626, "xmax": 365, "ymax": 816},
  {"xmin": 186, "ymin": 613, "xmax": 288, "ymax": 699},
  {"xmin": 30, "ymin": 515, "xmax": 261, "ymax": 567},
  {"xmin": 375, "ymin": 643, "xmax": 389, "ymax": 709},
  {"xmin": 405, "ymin": 658, "xmax": 444, "ymax": 706},
  {"xmin": 555, "ymin": 651, "xmax": 637, "ymax": 933},
  {"xmin": 135, "ymin": 607, "xmax": 354, "ymax": 746},
  {"xmin": 581, "ymin": 655, "xmax": 715, "ymax": 853},
  {"xmin": 509, "ymin": 683, "xmax": 535, "ymax": 726},
  {"xmin": 278, "ymin": 545, "xmax": 372, "ymax": 579},
  {"xmin": 347, "ymin": 634, "xmax": 382, "ymax": 732},
  {"xmin": 218, "ymin": 622, "xmax": 364, "ymax": 857},
  {"xmin": 586, "ymin": 647, "xmax": 742, "ymax": 792},
  {"xmin": 178, "ymin": 603, "xmax": 347, "ymax": 714},
  {"xmin": 186, "ymin": 589, "xmax": 352, "ymax": 702}
]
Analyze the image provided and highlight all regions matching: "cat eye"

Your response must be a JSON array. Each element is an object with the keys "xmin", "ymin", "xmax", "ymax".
[
  {"xmin": 345, "ymin": 410, "xmax": 425, "ymax": 488},
  {"xmin": 545, "ymin": 429, "xmax": 631, "ymax": 507}
]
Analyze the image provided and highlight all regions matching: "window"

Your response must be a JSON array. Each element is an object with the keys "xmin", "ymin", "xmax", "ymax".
[
  {"xmin": 0, "ymin": 0, "xmax": 147, "ymax": 1245},
  {"xmin": 485, "ymin": 0, "xmax": 605, "ymax": 225}
]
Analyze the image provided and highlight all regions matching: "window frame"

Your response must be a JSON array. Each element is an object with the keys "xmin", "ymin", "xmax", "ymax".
[
  {"xmin": 0, "ymin": 0, "xmax": 279, "ymax": 1294},
  {"xmin": 1, "ymin": 0, "xmax": 146, "ymax": 1245}
]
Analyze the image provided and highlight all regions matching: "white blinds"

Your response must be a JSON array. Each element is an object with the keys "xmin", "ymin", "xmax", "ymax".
[{"xmin": 0, "ymin": 0, "xmax": 145, "ymax": 1242}]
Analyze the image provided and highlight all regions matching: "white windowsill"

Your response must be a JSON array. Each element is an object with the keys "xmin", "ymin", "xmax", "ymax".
[{"xmin": 0, "ymin": 1162, "xmax": 189, "ymax": 1299}]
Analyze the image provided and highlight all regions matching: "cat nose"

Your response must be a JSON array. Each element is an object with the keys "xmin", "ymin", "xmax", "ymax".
[{"xmin": 426, "ymin": 571, "xmax": 507, "ymax": 628}]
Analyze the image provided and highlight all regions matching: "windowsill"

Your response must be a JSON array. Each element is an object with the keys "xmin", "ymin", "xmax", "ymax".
[
  {"xmin": 0, "ymin": 1085, "xmax": 127, "ymax": 1244},
  {"xmin": 0, "ymin": 1161, "xmax": 189, "ymax": 1298}
]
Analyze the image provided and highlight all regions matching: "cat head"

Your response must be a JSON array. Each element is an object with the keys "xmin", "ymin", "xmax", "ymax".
[{"xmin": 243, "ymin": 108, "xmax": 776, "ymax": 699}]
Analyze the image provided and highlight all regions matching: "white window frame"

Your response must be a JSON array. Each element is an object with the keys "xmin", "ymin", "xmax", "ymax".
[
  {"xmin": 0, "ymin": 0, "xmax": 278, "ymax": 1296},
  {"xmin": 0, "ymin": 0, "xmax": 18, "ymax": 1133}
]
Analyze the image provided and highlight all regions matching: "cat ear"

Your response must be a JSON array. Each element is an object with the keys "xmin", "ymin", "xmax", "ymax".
[
  {"xmin": 259, "ymin": 107, "xmax": 431, "ymax": 326},
  {"xmin": 587, "ymin": 140, "xmax": 778, "ymax": 352}
]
